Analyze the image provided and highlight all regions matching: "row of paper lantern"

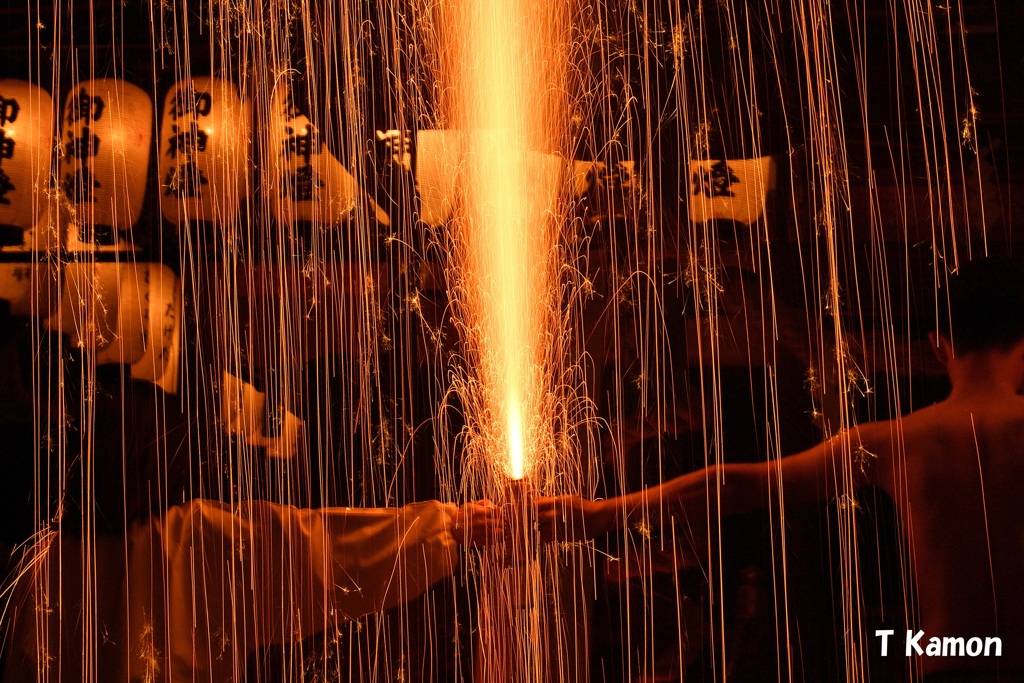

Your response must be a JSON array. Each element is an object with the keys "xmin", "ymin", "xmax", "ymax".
[
  {"xmin": 0, "ymin": 75, "xmax": 778, "ymax": 247},
  {"xmin": 0, "ymin": 76, "xmax": 384, "ymax": 245}
]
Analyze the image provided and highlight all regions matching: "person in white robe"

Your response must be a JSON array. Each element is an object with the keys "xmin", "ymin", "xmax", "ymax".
[{"xmin": 2, "ymin": 497, "xmax": 496, "ymax": 682}]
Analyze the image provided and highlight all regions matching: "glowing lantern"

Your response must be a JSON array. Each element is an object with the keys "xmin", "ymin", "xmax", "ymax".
[
  {"xmin": 158, "ymin": 76, "xmax": 250, "ymax": 228},
  {"xmin": 7, "ymin": 212, "xmax": 61, "ymax": 252},
  {"xmin": 688, "ymin": 156, "xmax": 777, "ymax": 226},
  {"xmin": 569, "ymin": 158, "xmax": 640, "ymax": 223},
  {"xmin": 415, "ymin": 129, "xmax": 463, "ymax": 227},
  {"xmin": 45, "ymin": 262, "xmax": 181, "ymax": 393},
  {"xmin": 59, "ymin": 78, "xmax": 152, "ymax": 246},
  {"xmin": 266, "ymin": 83, "xmax": 388, "ymax": 228},
  {"xmin": 0, "ymin": 80, "xmax": 54, "ymax": 233},
  {"xmin": 0, "ymin": 262, "xmax": 60, "ymax": 318}
]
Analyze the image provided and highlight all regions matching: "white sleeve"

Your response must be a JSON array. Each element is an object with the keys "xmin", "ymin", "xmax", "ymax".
[
  {"xmin": 155, "ymin": 499, "xmax": 461, "ymax": 678},
  {"xmin": 2, "ymin": 500, "xmax": 460, "ymax": 683}
]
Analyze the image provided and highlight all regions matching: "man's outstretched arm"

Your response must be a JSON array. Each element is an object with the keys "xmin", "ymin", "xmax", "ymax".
[{"xmin": 537, "ymin": 430, "xmax": 870, "ymax": 542}]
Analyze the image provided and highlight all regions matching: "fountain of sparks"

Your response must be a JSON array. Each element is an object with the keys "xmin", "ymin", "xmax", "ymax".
[{"xmin": 427, "ymin": 0, "xmax": 579, "ymax": 680}]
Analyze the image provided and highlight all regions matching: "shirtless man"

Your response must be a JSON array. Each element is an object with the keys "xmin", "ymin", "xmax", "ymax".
[{"xmin": 538, "ymin": 257, "xmax": 1024, "ymax": 682}]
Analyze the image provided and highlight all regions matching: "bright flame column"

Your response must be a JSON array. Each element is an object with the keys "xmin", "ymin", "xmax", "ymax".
[
  {"xmin": 457, "ymin": 0, "xmax": 561, "ymax": 483},
  {"xmin": 434, "ymin": 0, "xmax": 571, "ymax": 679}
]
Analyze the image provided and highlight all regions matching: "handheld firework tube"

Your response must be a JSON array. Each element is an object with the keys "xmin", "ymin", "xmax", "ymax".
[
  {"xmin": 475, "ymin": 476, "xmax": 546, "ymax": 683},
  {"xmin": 502, "ymin": 476, "xmax": 538, "ymax": 571}
]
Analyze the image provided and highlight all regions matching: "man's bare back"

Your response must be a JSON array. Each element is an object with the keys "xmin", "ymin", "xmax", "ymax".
[
  {"xmin": 857, "ymin": 390, "xmax": 1024, "ymax": 674},
  {"xmin": 538, "ymin": 257, "xmax": 1024, "ymax": 680}
]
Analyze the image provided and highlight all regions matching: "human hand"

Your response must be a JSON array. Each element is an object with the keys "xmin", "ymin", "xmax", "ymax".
[
  {"xmin": 453, "ymin": 500, "xmax": 501, "ymax": 547},
  {"xmin": 535, "ymin": 495, "xmax": 611, "ymax": 543}
]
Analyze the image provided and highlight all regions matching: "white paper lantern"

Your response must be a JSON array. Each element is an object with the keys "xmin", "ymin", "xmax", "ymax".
[
  {"xmin": 129, "ymin": 262, "xmax": 181, "ymax": 394},
  {"xmin": 0, "ymin": 80, "xmax": 54, "ymax": 232},
  {"xmin": 266, "ymin": 83, "xmax": 388, "ymax": 228},
  {"xmin": 45, "ymin": 262, "xmax": 181, "ymax": 393},
  {"xmin": 46, "ymin": 262, "xmax": 139, "ymax": 361},
  {"xmin": 415, "ymin": 129, "xmax": 463, "ymax": 227},
  {"xmin": 688, "ymin": 156, "xmax": 776, "ymax": 226},
  {"xmin": 0, "ymin": 262, "xmax": 60, "ymax": 318},
  {"xmin": 415, "ymin": 129, "xmax": 564, "ymax": 229},
  {"xmin": 59, "ymin": 78, "xmax": 152, "ymax": 244},
  {"xmin": 159, "ymin": 77, "xmax": 250, "ymax": 228}
]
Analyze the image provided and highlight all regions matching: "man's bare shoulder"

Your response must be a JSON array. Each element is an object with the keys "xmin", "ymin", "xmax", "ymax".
[
  {"xmin": 854, "ymin": 395, "xmax": 1024, "ymax": 439},
  {"xmin": 912, "ymin": 394, "xmax": 1024, "ymax": 433},
  {"xmin": 842, "ymin": 395, "xmax": 1024, "ymax": 487}
]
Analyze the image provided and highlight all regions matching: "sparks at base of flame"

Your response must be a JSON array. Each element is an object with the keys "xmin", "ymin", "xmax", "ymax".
[{"xmin": 508, "ymin": 399, "xmax": 525, "ymax": 479}]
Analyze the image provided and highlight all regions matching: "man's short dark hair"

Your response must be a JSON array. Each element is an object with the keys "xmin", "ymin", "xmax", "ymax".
[{"xmin": 946, "ymin": 256, "xmax": 1024, "ymax": 353}]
